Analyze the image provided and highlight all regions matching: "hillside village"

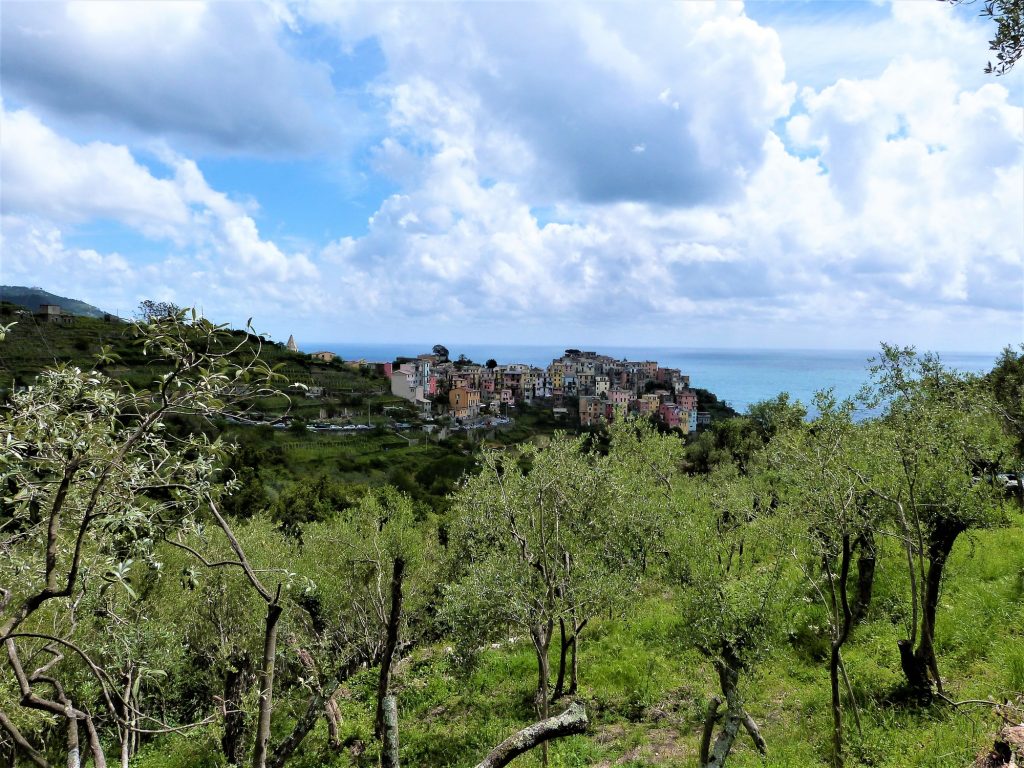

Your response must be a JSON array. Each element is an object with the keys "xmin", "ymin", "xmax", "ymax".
[
  {"xmin": 0, "ymin": 293, "xmax": 716, "ymax": 438},
  {"xmin": 320, "ymin": 347, "xmax": 712, "ymax": 434}
]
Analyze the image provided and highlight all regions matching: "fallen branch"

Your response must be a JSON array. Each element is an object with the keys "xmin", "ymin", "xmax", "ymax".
[
  {"xmin": 473, "ymin": 701, "xmax": 588, "ymax": 768},
  {"xmin": 938, "ymin": 693, "xmax": 1002, "ymax": 709}
]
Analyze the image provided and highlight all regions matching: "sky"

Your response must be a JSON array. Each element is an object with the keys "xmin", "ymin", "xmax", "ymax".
[{"xmin": 1, "ymin": 0, "xmax": 1021, "ymax": 351}]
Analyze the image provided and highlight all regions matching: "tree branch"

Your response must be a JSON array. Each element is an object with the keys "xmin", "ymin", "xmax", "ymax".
[
  {"xmin": 473, "ymin": 701, "xmax": 587, "ymax": 768},
  {"xmin": 0, "ymin": 709, "xmax": 51, "ymax": 768}
]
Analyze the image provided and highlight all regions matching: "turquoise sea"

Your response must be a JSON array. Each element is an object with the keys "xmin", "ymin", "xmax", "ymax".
[{"xmin": 307, "ymin": 342, "xmax": 1004, "ymax": 417}]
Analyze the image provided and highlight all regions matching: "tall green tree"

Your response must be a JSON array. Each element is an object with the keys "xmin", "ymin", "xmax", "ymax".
[
  {"xmin": 0, "ymin": 311, "xmax": 274, "ymax": 767},
  {"xmin": 670, "ymin": 466, "xmax": 794, "ymax": 768},
  {"xmin": 858, "ymin": 345, "xmax": 1010, "ymax": 695}
]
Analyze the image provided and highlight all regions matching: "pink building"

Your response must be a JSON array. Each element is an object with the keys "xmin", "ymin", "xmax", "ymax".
[
  {"xmin": 608, "ymin": 388, "xmax": 631, "ymax": 406},
  {"xmin": 659, "ymin": 403, "xmax": 683, "ymax": 429},
  {"xmin": 676, "ymin": 388, "xmax": 698, "ymax": 411},
  {"xmin": 634, "ymin": 398, "xmax": 654, "ymax": 415}
]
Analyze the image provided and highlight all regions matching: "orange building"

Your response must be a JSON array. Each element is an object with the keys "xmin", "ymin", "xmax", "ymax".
[{"xmin": 449, "ymin": 385, "xmax": 481, "ymax": 419}]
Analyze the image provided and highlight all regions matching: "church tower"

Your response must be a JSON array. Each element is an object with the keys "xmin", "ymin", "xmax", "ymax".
[{"xmin": 287, "ymin": 334, "xmax": 298, "ymax": 352}]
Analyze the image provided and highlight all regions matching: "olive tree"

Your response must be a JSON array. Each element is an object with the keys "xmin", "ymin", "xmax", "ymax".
[
  {"xmin": 444, "ymin": 434, "xmax": 639, "ymax": 746},
  {"xmin": 858, "ymin": 345, "xmax": 1010, "ymax": 695},
  {"xmin": 670, "ymin": 466, "xmax": 795, "ymax": 768},
  {"xmin": 292, "ymin": 487, "xmax": 432, "ymax": 768},
  {"xmin": 0, "ymin": 312, "xmax": 274, "ymax": 767},
  {"xmin": 601, "ymin": 416, "xmax": 683, "ymax": 575},
  {"xmin": 771, "ymin": 392, "xmax": 876, "ymax": 768}
]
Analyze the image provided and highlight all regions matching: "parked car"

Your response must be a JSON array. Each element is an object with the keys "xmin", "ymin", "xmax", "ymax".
[{"xmin": 997, "ymin": 473, "xmax": 1020, "ymax": 490}]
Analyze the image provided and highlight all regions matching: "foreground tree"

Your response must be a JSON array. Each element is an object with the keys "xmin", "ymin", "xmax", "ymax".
[
  {"xmin": 859, "ymin": 345, "xmax": 1010, "ymax": 695},
  {"xmin": 602, "ymin": 416, "xmax": 683, "ymax": 575},
  {"xmin": 0, "ymin": 311, "xmax": 273, "ymax": 767},
  {"xmin": 302, "ymin": 487, "xmax": 428, "ymax": 764},
  {"xmin": 670, "ymin": 467, "xmax": 794, "ymax": 768},
  {"xmin": 444, "ymin": 435, "xmax": 638, "ymax": 764},
  {"xmin": 773, "ymin": 393, "xmax": 874, "ymax": 768}
]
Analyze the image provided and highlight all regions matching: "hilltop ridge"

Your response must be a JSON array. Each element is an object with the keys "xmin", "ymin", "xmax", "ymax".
[{"xmin": 0, "ymin": 285, "xmax": 111, "ymax": 318}]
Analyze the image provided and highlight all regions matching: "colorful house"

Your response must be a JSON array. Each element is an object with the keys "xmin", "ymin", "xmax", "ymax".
[{"xmin": 449, "ymin": 385, "xmax": 481, "ymax": 419}]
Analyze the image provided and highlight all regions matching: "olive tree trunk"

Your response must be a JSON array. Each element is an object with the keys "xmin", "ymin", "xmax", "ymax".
[
  {"xmin": 851, "ymin": 530, "xmax": 876, "ymax": 625},
  {"xmin": 473, "ymin": 701, "xmax": 587, "ymax": 768},
  {"xmin": 899, "ymin": 519, "xmax": 966, "ymax": 696},
  {"xmin": 375, "ymin": 557, "xmax": 405, "ymax": 740},
  {"xmin": 381, "ymin": 695, "xmax": 400, "ymax": 768},
  {"xmin": 699, "ymin": 654, "xmax": 765, "ymax": 768},
  {"xmin": 251, "ymin": 599, "xmax": 283, "ymax": 768}
]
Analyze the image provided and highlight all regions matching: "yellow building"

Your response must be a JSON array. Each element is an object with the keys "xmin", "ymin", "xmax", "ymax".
[
  {"xmin": 449, "ymin": 385, "xmax": 481, "ymax": 419},
  {"xmin": 548, "ymin": 364, "xmax": 564, "ymax": 389}
]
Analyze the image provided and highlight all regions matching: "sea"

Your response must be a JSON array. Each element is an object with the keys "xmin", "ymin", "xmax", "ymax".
[{"xmin": 306, "ymin": 342, "xmax": 1004, "ymax": 418}]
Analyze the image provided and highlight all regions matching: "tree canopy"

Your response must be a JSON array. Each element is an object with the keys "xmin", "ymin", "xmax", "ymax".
[{"xmin": 950, "ymin": 0, "xmax": 1024, "ymax": 74}]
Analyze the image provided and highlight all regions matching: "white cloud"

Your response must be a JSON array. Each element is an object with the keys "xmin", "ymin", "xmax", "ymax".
[
  {"xmin": 759, "ymin": 0, "xmax": 1004, "ymax": 91},
  {"xmin": 0, "ymin": 1, "xmax": 351, "ymax": 154},
  {"xmin": 1, "ymin": 1, "xmax": 1020, "ymax": 350},
  {"xmin": 0, "ymin": 105, "xmax": 326, "ymax": 330},
  {"xmin": 303, "ymin": 1, "xmax": 796, "ymax": 205},
  {"xmin": 779, "ymin": 57, "xmax": 1023, "ymax": 317},
  {"xmin": 1, "ymin": 106, "xmax": 190, "ymax": 240},
  {"xmin": 313, "ymin": 33, "xmax": 1021, "ymax": 348}
]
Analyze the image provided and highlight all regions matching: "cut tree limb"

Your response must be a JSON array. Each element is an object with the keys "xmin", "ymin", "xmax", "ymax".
[
  {"xmin": 700, "ymin": 696, "xmax": 724, "ymax": 766},
  {"xmin": 381, "ymin": 695, "xmax": 400, "ymax": 768},
  {"xmin": 741, "ymin": 712, "xmax": 767, "ymax": 755},
  {"xmin": 473, "ymin": 701, "xmax": 588, "ymax": 768}
]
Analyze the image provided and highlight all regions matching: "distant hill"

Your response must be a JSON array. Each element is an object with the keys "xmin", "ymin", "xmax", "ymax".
[
  {"xmin": 0, "ymin": 297, "xmax": 387, "ymax": 402},
  {"xmin": 0, "ymin": 286, "xmax": 110, "ymax": 318}
]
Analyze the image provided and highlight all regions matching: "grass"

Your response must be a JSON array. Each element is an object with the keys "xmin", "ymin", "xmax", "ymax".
[
  {"xmin": 132, "ymin": 510, "xmax": 1023, "ymax": 767},
  {"xmin": 393, "ymin": 510, "xmax": 1021, "ymax": 768}
]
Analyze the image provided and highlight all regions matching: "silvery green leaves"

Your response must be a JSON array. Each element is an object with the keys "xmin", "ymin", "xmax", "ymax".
[{"xmin": 0, "ymin": 309, "xmax": 279, "ymax": 767}]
